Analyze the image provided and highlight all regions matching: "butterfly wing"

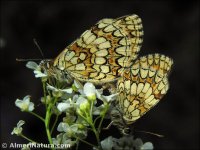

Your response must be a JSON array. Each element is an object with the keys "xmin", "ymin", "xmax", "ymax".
[
  {"xmin": 53, "ymin": 14, "xmax": 143, "ymax": 83},
  {"xmin": 115, "ymin": 14, "xmax": 143, "ymax": 60},
  {"xmin": 117, "ymin": 54, "xmax": 173, "ymax": 124}
]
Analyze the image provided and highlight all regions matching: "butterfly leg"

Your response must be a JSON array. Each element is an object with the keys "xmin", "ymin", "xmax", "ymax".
[{"xmin": 103, "ymin": 121, "xmax": 114, "ymax": 130}]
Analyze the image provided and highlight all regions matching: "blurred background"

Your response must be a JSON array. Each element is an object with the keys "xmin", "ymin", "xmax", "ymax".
[{"xmin": 1, "ymin": 0, "xmax": 199, "ymax": 149}]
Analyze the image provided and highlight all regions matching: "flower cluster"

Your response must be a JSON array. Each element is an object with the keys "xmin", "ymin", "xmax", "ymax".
[
  {"xmin": 101, "ymin": 136, "xmax": 153, "ymax": 150},
  {"xmin": 12, "ymin": 61, "xmax": 154, "ymax": 150}
]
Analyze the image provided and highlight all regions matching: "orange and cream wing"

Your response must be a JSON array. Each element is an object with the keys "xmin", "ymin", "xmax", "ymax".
[
  {"xmin": 117, "ymin": 54, "xmax": 173, "ymax": 124},
  {"xmin": 53, "ymin": 14, "xmax": 143, "ymax": 83},
  {"xmin": 115, "ymin": 14, "xmax": 143, "ymax": 60}
]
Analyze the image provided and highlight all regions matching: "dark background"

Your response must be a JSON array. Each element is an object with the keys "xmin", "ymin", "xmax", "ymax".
[{"xmin": 0, "ymin": 0, "xmax": 199, "ymax": 150}]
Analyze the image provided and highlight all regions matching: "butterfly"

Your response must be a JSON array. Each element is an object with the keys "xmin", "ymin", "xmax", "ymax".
[
  {"xmin": 110, "ymin": 54, "xmax": 173, "ymax": 134},
  {"xmin": 40, "ymin": 14, "xmax": 173, "ymax": 134},
  {"xmin": 41, "ymin": 14, "xmax": 143, "ymax": 83}
]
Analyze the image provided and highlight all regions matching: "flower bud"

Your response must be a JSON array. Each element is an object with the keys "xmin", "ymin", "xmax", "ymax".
[{"xmin": 79, "ymin": 101, "xmax": 90, "ymax": 112}]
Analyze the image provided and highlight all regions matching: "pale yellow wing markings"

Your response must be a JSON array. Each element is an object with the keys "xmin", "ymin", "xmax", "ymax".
[
  {"xmin": 114, "ymin": 14, "xmax": 143, "ymax": 61},
  {"xmin": 53, "ymin": 15, "xmax": 144, "ymax": 83},
  {"xmin": 116, "ymin": 54, "xmax": 173, "ymax": 124}
]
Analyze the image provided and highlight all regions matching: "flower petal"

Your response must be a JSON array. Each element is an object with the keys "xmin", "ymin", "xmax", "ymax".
[
  {"xmin": 15, "ymin": 96, "xmax": 34, "ymax": 112},
  {"xmin": 28, "ymin": 102, "xmax": 34, "ymax": 112},
  {"xmin": 11, "ymin": 120, "xmax": 25, "ymax": 135},
  {"xmin": 57, "ymin": 102, "xmax": 70, "ymax": 112},
  {"xmin": 17, "ymin": 120, "xmax": 25, "ymax": 127},
  {"xmin": 83, "ymin": 82, "xmax": 96, "ymax": 97},
  {"xmin": 57, "ymin": 122, "xmax": 68, "ymax": 132},
  {"xmin": 47, "ymin": 84, "xmax": 57, "ymax": 91},
  {"xmin": 101, "ymin": 136, "xmax": 114, "ymax": 150},
  {"xmin": 76, "ymin": 97, "xmax": 87, "ymax": 105},
  {"xmin": 34, "ymin": 70, "xmax": 47, "ymax": 78},
  {"xmin": 15, "ymin": 99, "xmax": 23, "ymax": 108},
  {"xmin": 102, "ymin": 93, "xmax": 118, "ymax": 103},
  {"xmin": 140, "ymin": 142, "xmax": 154, "ymax": 150},
  {"xmin": 26, "ymin": 61, "xmax": 38, "ymax": 70},
  {"xmin": 62, "ymin": 88, "xmax": 73, "ymax": 94}
]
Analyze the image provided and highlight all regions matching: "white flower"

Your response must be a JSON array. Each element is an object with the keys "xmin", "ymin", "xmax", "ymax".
[
  {"xmin": 33, "ymin": 70, "xmax": 47, "ymax": 78},
  {"xmin": 101, "ymin": 136, "xmax": 114, "ymax": 150},
  {"xmin": 77, "ymin": 82, "xmax": 118, "ymax": 103},
  {"xmin": 52, "ymin": 133, "xmax": 63, "ymax": 145},
  {"xmin": 11, "ymin": 120, "xmax": 25, "ymax": 135},
  {"xmin": 57, "ymin": 101, "xmax": 71, "ymax": 112},
  {"xmin": 47, "ymin": 84, "xmax": 73, "ymax": 94},
  {"xmin": 79, "ymin": 82, "xmax": 96, "ymax": 101},
  {"xmin": 47, "ymin": 83, "xmax": 73, "ymax": 98},
  {"xmin": 140, "ymin": 142, "xmax": 154, "ymax": 150},
  {"xmin": 57, "ymin": 123, "xmax": 76, "ymax": 138},
  {"xmin": 26, "ymin": 61, "xmax": 47, "ymax": 78},
  {"xmin": 83, "ymin": 82, "xmax": 96, "ymax": 97},
  {"xmin": 76, "ymin": 97, "xmax": 88, "ymax": 106},
  {"xmin": 57, "ymin": 122, "xmax": 80, "ymax": 138},
  {"xmin": 76, "ymin": 97, "xmax": 90, "ymax": 110},
  {"xmin": 26, "ymin": 61, "xmax": 38, "ymax": 70},
  {"xmin": 75, "ymin": 97, "xmax": 90, "ymax": 115},
  {"xmin": 15, "ymin": 95, "xmax": 34, "ymax": 112},
  {"xmin": 52, "ymin": 133, "xmax": 76, "ymax": 146},
  {"xmin": 57, "ymin": 122, "xmax": 69, "ymax": 132},
  {"xmin": 96, "ymin": 89, "xmax": 118, "ymax": 103}
]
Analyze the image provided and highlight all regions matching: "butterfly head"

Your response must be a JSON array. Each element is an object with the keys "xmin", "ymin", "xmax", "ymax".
[
  {"xmin": 39, "ymin": 59, "xmax": 73, "ymax": 84},
  {"xmin": 39, "ymin": 59, "xmax": 53, "ymax": 73}
]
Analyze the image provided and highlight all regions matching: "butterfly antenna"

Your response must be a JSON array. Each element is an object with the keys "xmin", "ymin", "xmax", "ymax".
[
  {"xmin": 33, "ymin": 38, "xmax": 45, "ymax": 59},
  {"xmin": 135, "ymin": 129, "xmax": 164, "ymax": 138},
  {"xmin": 16, "ymin": 58, "xmax": 42, "ymax": 62}
]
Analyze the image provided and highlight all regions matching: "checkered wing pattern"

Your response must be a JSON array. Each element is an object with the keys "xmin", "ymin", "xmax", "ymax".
[
  {"xmin": 53, "ymin": 14, "xmax": 143, "ymax": 83},
  {"xmin": 117, "ymin": 54, "xmax": 173, "ymax": 124}
]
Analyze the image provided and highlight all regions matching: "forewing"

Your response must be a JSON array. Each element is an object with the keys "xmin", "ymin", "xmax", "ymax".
[
  {"xmin": 117, "ymin": 54, "xmax": 173, "ymax": 124},
  {"xmin": 115, "ymin": 14, "xmax": 143, "ymax": 61},
  {"xmin": 53, "ymin": 14, "xmax": 143, "ymax": 83}
]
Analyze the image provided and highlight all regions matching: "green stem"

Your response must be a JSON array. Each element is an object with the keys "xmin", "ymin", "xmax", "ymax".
[
  {"xmin": 51, "ymin": 114, "xmax": 59, "ymax": 134},
  {"xmin": 77, "ymin": 99, "xmax": 102, "ymax": 149},
  {"xmin": 78, "ymin": 110, "xmax": 101, "ymax": 149},
  {"xmin": 29, "ymin": 111, "xmax": 45, "ymax": 122},
  {"xmin": 90, "ymin": 100, "xmax": 94, "ymax": 117},
  {"xmin": 42, "ymin": 81, "xmax": 47, "ymax": 108},
  {"xmin": 94, "ymin": 116, "xmax": 101, "ymax": 126},
  {"xmin": 20, "ymin": 134, "xmax": 37, "ymax": 143},
  {"xmin": 89, "ymin": 100, "xmax": 101, "ymax": 149},
  {"xmin": 50, "ymin": 97, "xmax": 59, "ymax": 134},
  {"xmin": 98, "ymin": 103, "xmax": 109, "ymax": 133},
  {"xmin": 90, "ymin": 123, "xmax": 101, "ymax": 150},
  {"xmin": 98, "ymin": 116, "xmax": 104, "ymax": 133},
  {"xmin": 75, "ymin": 136, "xmax": 97, "ymax": 149},
  {"xmin": 45, "ymin": 103, "xmax": 53, "ymax": 145}
]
